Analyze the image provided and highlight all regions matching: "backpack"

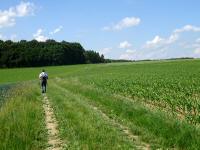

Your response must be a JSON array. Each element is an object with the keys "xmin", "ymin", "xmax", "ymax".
[{"xmin": 42, "ymin": 75, "xmax": 47, "ymax": 81}]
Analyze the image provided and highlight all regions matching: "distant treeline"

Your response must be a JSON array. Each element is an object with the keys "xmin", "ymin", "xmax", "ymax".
[
  {"xmin": 105, "ymin": 59, "xmax": 134, "ymax": 63},
  {"xmin": 105, "ymin": 57, "xmax": 194, "ymax": 63},
  {"xmin": 0, "ymin": 40, "xmax": 104, "ymax": 68}
]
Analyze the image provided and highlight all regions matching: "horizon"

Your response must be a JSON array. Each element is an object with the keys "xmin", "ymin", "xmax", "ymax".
[{"xmin": 1, "ymin": 0, "xmax": 200, "ymax": 60}]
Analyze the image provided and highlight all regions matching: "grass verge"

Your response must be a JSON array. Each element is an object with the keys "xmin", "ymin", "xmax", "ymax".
[
  {"xmin": 0, "ymin": 83, "xmax": 47, "ymax": 150},
  {"xmin": 47, "ymin": 81, "xmax": 137, "ymax": 149}
]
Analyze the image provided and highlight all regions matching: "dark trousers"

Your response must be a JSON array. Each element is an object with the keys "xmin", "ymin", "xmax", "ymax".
[{"xmin": 41, "ymin": 81, "xmax": 47, "ymax": 93}]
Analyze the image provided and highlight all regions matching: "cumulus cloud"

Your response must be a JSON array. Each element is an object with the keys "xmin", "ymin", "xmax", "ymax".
[
  {"xmin": 194, "ymin": 48, "xmax": 200, "ymax": 54},
  {"xmin": 49, "ymin": 26, "xmax": 63, "ymax": 35},
  {"xmin": 117, "ymin": 24, "xmax": 200, "ymax": 60},
  {"xmin": 33, "ymin": 29, "xmax": 48, "ymax": 42},
  {"xmin": 124, "ymin": 24, "xmax": 200, "ymax": 60},
  {"xmin": 118, "ymin": 41, "xmax": 135, "ymax": 59},
  {"xmin": 0, "ymin": 1, "xmax": 35, "ymax": 28},
  {"xmin": 145, "ymin": 33, "xmax": 179, "ymax": 48},
  {"xmin": 119, "ymin": 49, "xmax": 136, "ymax": 60},
  {"xmin": 144, "ymin": 25, "xmax": 200, "ymax": 49},
  {"xmin": 193, "ymin": 38, "xmax": 200, "ymax": 56},
  {"xmin": 126, "ymin": 49, "xmax": 136, "ymax": 54},
  {"xmin": 119, "ymin": 41, "xmax": 132, "ymax": 49},
  {"xmin": 167, "ymin": 34, "xmax": 179, "ymax": 44},
  {"xmin": 146, "ymin": 36, "xmax": 163, "ymax": 47},
  {"xmin": 103, "ymin": 17, "xmax": 140, "ymax": 31},
  {"xmin": 174, "ymin": 25, "xmax": 200, "ymax": 33},
  {"xmin": 100, "ymin": 47, "xmax": 112, "ymax": 55}
]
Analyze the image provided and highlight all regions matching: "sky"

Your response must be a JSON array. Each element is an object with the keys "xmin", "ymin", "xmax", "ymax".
[{"xmin": 0, "ymin": 0, "xmax": 200, "ymax": 60}]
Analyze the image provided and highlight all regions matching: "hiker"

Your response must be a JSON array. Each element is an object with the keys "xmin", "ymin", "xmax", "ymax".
[{"xmin": 39, "ymin": 69, "xmax": 48, "ymax": 93}]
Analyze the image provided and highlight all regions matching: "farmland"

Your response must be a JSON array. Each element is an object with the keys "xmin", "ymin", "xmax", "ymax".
[{"xmin": 0, "ymin": 59, "xmax": 200, "ymax": 149}]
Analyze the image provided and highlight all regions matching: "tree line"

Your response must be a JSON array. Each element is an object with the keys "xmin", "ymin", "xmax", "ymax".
[{"xmin": 0, "ymin": 40, "xmax": 105, "ymax": 68}]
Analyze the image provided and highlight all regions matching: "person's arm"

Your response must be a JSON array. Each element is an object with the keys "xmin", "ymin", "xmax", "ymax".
[{"xmin": 39, "ymin": 73, "xmax": 42, "ymax": 80}]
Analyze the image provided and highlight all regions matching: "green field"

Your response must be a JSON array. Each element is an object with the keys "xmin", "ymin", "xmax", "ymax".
[{"xmin": 0, "ymin": 59, "xmax": 200, "ymax": 149}]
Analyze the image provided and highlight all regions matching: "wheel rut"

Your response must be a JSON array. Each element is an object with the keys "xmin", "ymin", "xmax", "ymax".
[
  {"xmin": 43, "ymin": 95, "xmax": 64, "ymax": 150},
  {"xmin": 92, "ymin": 105, "xmax": 150, "ymax": 150},
  {"xmin": 55, "ymin": 84, "xmax": 150, "ymax": 150}
]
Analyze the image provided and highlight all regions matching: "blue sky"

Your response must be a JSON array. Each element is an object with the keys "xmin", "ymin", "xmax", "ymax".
[{"xmin": 0, "ymin": 0, "xmax": 200, "ymax": 60}]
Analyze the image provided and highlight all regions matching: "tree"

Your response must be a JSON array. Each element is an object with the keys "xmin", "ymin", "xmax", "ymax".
[{"xmin": 0, "ymin": 40, "xmax": 105, "ymax": 68}]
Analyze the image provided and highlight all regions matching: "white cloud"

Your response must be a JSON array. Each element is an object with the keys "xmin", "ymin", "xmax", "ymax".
[
  {"xmin": 0, "ymin": 1, "xmax": 35, "ymax": 28},
  {"xmin": 167, "ymin": 33, "xmax": 179, "ymax": 44},
  {"xmin": 49, "ymin": 26, "xmax": 63, "ymax": 35},
  {"xmin": 100, "ymin": 47, "xmax": 112, "ymax": 55},
  {"xmin": 145, "ymin": 25, "xmax": 200, "ymax": 49},
  {"xmin": 174, "ymin": 25, "xmax": 200, "ymax": 33},
  {"xmin": 193, "ymin": 39, "xmax": 200, "ymax": 56},
  {"xmin": 33, "ymin": 29, "xmax": 48, "ymax": 42},
  {"xmin": 126, "ymin": 49, "xmax": 136, "ymax": 53},
  {"xmin": 145, "ymin": 33, "xmax": 179, "ymax": 48},
  {"xmin": 16, "ymin": 1, "xmax": 35, "ymax": 17},
  {"xmin": 119, "ymin": 49, "xmax": 136, "ymax": 60},
  {"xmin": 119, "ymin": 41, "xmax": 132, "ymax": 48},
  {"xmin": 194, "ymin": 48, "xmax": 200, "ymax": 54},
  {"xmin": 118, "ymin": 24, "xmax": 200, "ymax": 60},
  {"xmin": 103, "ymin": 17, "xmax": 140, "ymax": 31},
  {"xmin": 146, "ymin": 35, "xmax": 163, "ymax": 46},
  {"xmin": 119, "ymin": 53, "xmax": 132, "ymax": 60}
]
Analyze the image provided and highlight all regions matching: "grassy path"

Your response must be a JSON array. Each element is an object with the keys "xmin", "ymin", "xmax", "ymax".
[
  {"xmin": 54, "ymin": 83, "xmax": 150, "ymax": 150},
  {"xmin": 43, "ymin": 95, "xmax": 63, "ymax": 150},
  {"xmin": 47, "ymin": 80, "xmax": 138, "ymax": 149}
]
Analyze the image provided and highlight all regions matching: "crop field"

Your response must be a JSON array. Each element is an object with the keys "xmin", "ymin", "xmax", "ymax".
[{"xmin": 0, "ymin": 59, "xmax": 200, "ymax": 149}]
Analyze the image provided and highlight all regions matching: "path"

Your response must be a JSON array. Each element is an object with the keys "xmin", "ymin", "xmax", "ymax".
[
  {"xmin": 92, "ymin": 105, "xmax": 150, "ymax": 150},
  {"xmin": 55, "ymin": 84, "xmax": 150, "ymax": 150},
  {"xmin": 43, "ymin": 95, "xmax": 63, "ymax": 150}
]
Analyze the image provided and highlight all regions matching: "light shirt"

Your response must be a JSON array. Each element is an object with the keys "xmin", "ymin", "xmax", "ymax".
[{"xmin": 39, "ymin": 72, "xmax": 48, "ymax": 79}]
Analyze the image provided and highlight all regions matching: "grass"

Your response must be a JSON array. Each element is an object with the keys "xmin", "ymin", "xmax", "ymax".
[
  {"xmin": 47, "ymin": 82, "xmax": 136, "ymax": 149},
  {"xmin": 50, "ymin": 77, "xmax": 200, "ymax": 149},
  {"xmin": 0, "ymin": 82, "xmax": 47, "ymax": 150},
  {"xmin": 0, "ymin": 59, "xmax": 200, "ymax": 149},
  {"xmin": 0, "ymin": 64, "xmax": 88, "ymax": 84}
]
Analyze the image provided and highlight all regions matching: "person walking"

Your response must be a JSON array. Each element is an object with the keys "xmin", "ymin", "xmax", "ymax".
[{"xmin": 39, "ymin": 69, "xmax": 48, "ymax": 93}]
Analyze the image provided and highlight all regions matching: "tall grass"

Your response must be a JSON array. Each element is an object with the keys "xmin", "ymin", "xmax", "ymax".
[{"xmin": 0, "ymin": 83, "xmax": 47, "ymax": 150}]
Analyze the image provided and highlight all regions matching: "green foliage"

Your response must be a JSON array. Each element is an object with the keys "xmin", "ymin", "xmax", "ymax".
[
  {"xmin": 0, "ymin": 83, "xmax": 47, "ymax": 150},
  {"xmin": 0, "ymin": 40, "xmax": 104, "ymax": 68},
  {"xmin": 81, "ymin": 60, "xmax": 200, "ymax": 124},
  {"xmin": 84, "ymin": 50, "xmax": 104, "ymax": 63},
  {"xmin": 53, "ymin": 78, "xmax": 200, "ymax": 149}
]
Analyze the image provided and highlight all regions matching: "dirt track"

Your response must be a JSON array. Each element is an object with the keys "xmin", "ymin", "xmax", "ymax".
[{"xmin": 43, "ymin": 95, "xmax": 63, "ymax": 150}]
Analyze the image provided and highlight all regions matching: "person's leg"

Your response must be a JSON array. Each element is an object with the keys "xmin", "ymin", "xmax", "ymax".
[
  {"xmin": 41, "ymin": 81, "xmax": 45, "ymax": 93},
  {"xmin": 43, "ymin": 81, "xmax": 47, "ymax": 93},
  {"xmin": 44, "ymin": 83, "xmax": 46, "ymax": 93}
]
